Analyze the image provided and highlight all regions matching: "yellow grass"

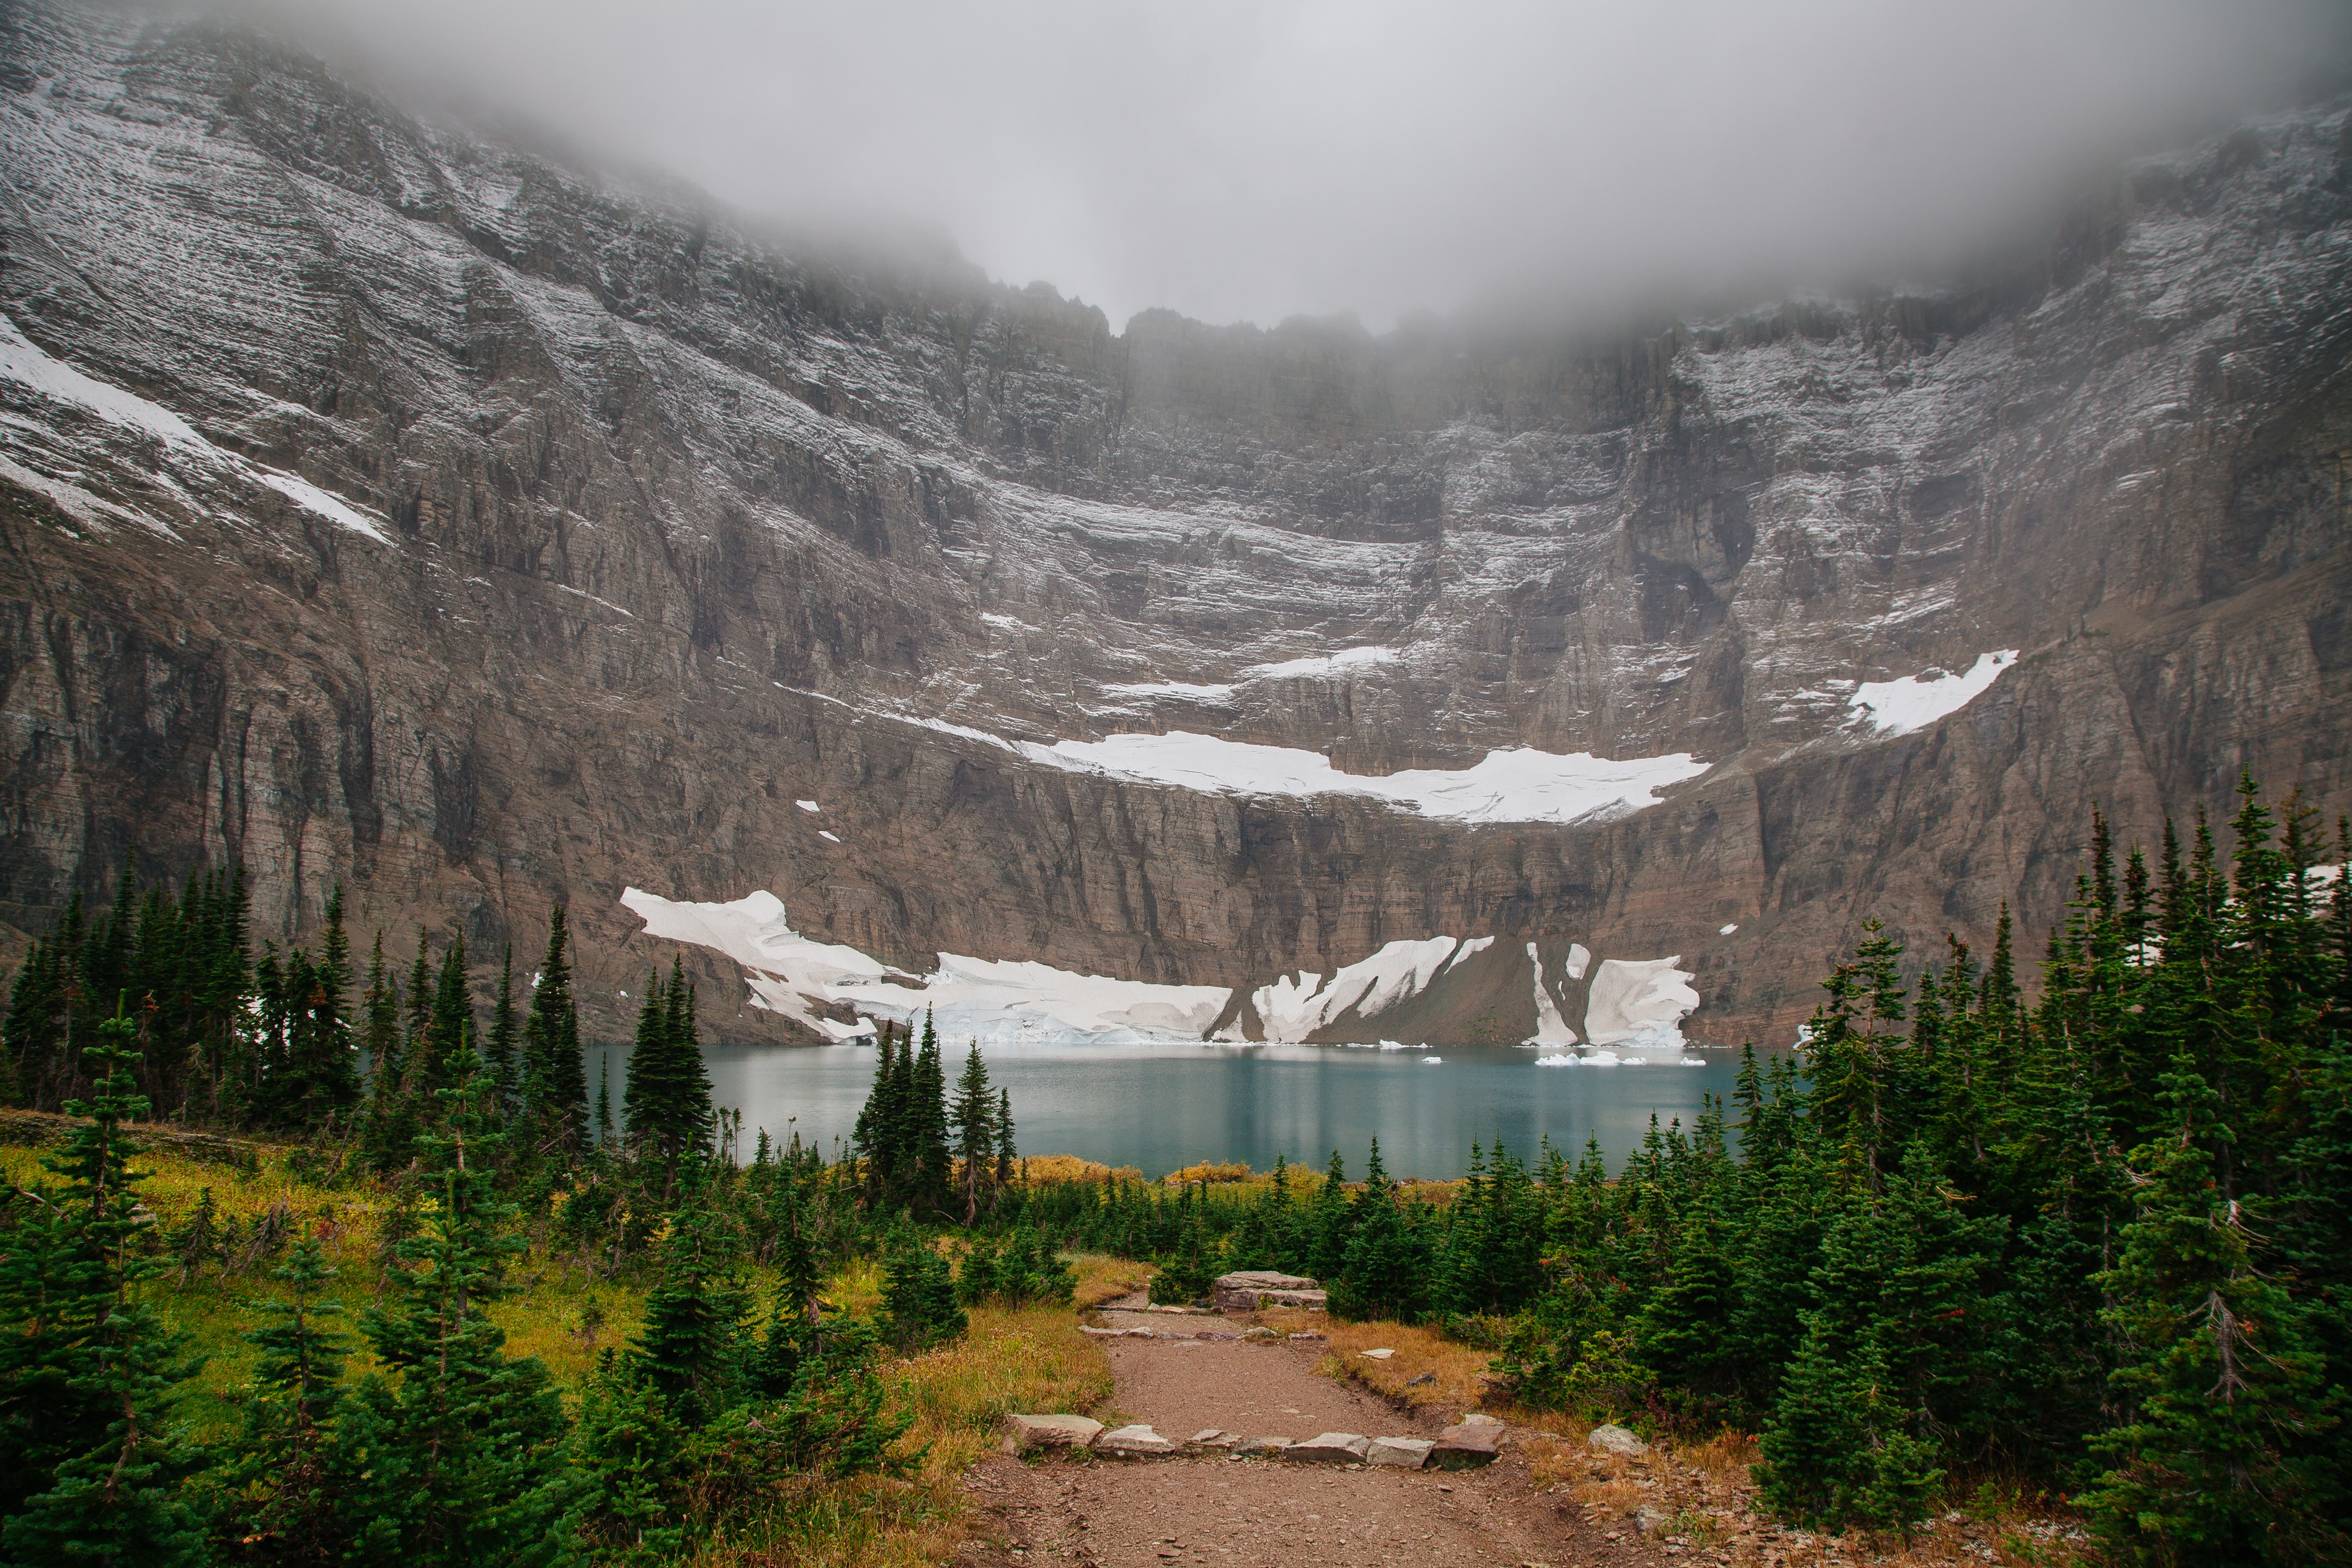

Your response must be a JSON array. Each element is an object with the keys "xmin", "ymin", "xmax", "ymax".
[
  {"xmin": 1313, "ymin": 1316, "xmax": 1500, "ymax": 1416},
  {"xmin": 1070, "ymin": 1252, "xmax": 1153, "ymax": 1310},
  {"xmin": 1012, "ymin": 1154, "xmax": 1142, "ymax": 1184},
  {"xmin": 1159, "ymin": 1159, "xmax": 1252, "ymax": 1185}
]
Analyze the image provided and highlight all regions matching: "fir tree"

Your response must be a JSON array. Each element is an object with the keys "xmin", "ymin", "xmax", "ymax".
[
  {"xmin": 950, "ymin": 1039, "xmax": 997, "ymax": 1223},
  {"xmin": 2080, "ymin": 1049, "xmax": 2346, "ymax": 1565},
  {"xmin": 522, "ymin": 906, "xmax": 586, "ymax": 1151},
  {"xmin": 1, "ymin": 1003, "xmax": 208, "ymax": 1566},
  {"xmin": 484, "ymin": 942, "xmax": 519, "ymax": 1115}
]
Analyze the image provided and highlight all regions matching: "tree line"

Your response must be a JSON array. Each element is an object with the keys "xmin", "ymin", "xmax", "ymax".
[{"xmin": 1015, "ymin": 779, "xmax": 2350, "ymax": 1564}]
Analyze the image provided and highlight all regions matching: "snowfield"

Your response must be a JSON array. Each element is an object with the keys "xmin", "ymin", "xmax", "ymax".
[
  {"xmin": 1019, "ymin": 731, "xmax": 1710, "ymax": 826},
  {"xmin": 623, "ymin": 889, "xmax": 1705, "ymax": 1049},
  {"xmin": 1847, "ymin": 650, "xmax": 2019, "ymax": 736}
]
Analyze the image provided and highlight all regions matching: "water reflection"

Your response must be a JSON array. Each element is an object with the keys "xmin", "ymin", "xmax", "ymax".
[{"xmin": 602, "ymin": 1038, "xmax": 1769, "ymax": 1181}]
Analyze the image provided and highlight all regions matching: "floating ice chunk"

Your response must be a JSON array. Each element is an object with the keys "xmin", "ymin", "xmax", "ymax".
[
  {"xmin": 1719, "ymin": 924, "xmax": 1739, "ymax": 935},
  {"xmin": 796, "ymin": 800, "xmax": 821, "ymax": 813},
  {"xmin": 1564, "ymin": 942, "xmax": 1592, "ymax": 981},
  {"xmin": 1422, "ymin": 1056, "xmax": 1442, "ymax": 1064},
  {"xmin": 1847, "ymin": 650, "xmax": 2019, "ymax": 736},
  {"xmin": 1535, "ymin": 1054, "xmax": 1579, "ymax": 1067},
  {"xmin": 1585, "ymin": 958, "xmax": 1702, "ymax": 1048}
]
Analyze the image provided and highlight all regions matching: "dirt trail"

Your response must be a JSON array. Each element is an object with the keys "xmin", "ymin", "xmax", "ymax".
[{"xmin": 962, "ymin": 1298, "xmax": 1674, "ymax": 1568}]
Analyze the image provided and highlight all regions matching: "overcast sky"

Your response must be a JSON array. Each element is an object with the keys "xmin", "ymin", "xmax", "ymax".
[{"xmin": 276, "ymin": 0, "xmax": 2347, "ymax": 332}]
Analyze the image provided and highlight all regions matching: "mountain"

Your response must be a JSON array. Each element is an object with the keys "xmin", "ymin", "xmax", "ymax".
[{"xmin": 1, "ymin": 4, "xmax": 2346, "ymax": 1051}]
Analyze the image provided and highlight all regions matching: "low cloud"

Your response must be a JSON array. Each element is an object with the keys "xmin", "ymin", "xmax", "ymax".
[{"xmin": 264, "ymin": 0, "xmax": 2348, "ymax": 330}]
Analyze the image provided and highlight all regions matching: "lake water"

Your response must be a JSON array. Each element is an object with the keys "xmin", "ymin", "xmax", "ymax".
[{"xmin": 596, "ymin": 1039, "xmax": 1765, "ymax": 1181}]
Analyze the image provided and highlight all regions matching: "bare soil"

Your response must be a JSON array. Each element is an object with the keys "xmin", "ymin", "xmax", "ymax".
[{"xmin": 959, "ymin": 1296, "xmax": 1672, "ymax": 1568}]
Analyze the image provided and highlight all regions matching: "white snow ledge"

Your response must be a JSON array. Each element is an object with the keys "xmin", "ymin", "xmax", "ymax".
[
  {"xmin": 1847, "ymin": 650, "xmax": 2019, "ymax": 737},
  {"xmin": 1018, "ymin": 732, "xmax": 1709, "ymax": 826}
]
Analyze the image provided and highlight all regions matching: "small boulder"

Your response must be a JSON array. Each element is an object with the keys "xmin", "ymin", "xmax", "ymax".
[
  {"xmin": 1429, "ymin": 1423, "xmax": 1502, "ymax": 1471},
  {"xmin": 1284, "ymin": 1432, "xmax": 1372, "ymax": 1464},
  {"xmin": 1095, "ymin": 1423, "xmax": 1179, "ymax": 1457},
  {"xmin": 1366, "ymin": 1436, "xmax": 1434, "ymax": 1469},
  {"xmin": 1002, "ymin": 1414, "xmax": 1104, "ymax": 1455},
  {"xmin": 1587, "ymin": 1423, "xmax": 1648, "ymax": 1456}
]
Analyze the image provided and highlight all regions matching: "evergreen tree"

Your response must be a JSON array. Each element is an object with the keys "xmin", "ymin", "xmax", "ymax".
[
  {"xmin": 995, "ymin": 1085, "xmax": 1018, "ymax": 1188},
  {"xmin": 484, "ymin": 943, "xmax": 519, "ymax": 1115},
  {"xmin": 2080, "ymin": 1049, "xmax": 2346, "ymax": 1565},
  {"xmin": 522, "ymin": 907, "xmax": 586, "ymax": 1151},
  {"xmin": 624, "ymin": 958, "xmax": 713, "ymax": 1198},
  {"xmin": 950, "ymin": 1039, "xmax": 997, "ymax": 1223},
  {"xmin": 326, "ymin": 1070, "xmax": 576, "ymax": 1564},
  {"xmin": 212, "ymin": 1236, "xmax": 352, "ymax": 1559},
  {"xmin": 1, "ymin": 1004, "xmax": 208, "ymax": 1566}
]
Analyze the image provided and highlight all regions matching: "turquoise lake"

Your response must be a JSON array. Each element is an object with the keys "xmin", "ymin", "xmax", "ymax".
[{"xmin": 605, "ymin": 1039, "xmax": 1772, "ymax": 1181}]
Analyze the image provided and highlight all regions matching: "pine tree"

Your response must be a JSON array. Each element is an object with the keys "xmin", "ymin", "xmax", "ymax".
[
  {"xmin": 327, "ymin": 1069, "xmax": 577, "ymax": 1563},
  {"xmin": 1, "ymin": 1003, "xmax": 208, "ymax": 1566},
  {"xmin": 950, "ymin": 1039, "xmax": 997, "ymax": 1223},
  {"xmin": 522, "ymin": 906, "xmax": 586, "ymax": 1151},
  {"xmin": 2080, "ymin": 1049, "xmax": 2346, "ymax": 1565},
  {"xmin": 628, "ymin": 1173, "xmax": 751, "ymax": 1429},
  {"xmin": 995, "ymin": 1085, "xmax": 1018, "ymax": 1188},
  {"xmin": 881, "ymin": 1230, "xmax": 967, "ymax": 1353},
  {"xmin": 484, "ymin": 942, "xmax": 519, "ymax": 1115},
  {"xmin": 213, "ymin": 1235, "xmax": 352, "ymax": 1558},
  {"xmin": 911, "ymin": 1011, "xmax": 952, "ymax": 1217},
  {"xmin": 624, "ymin": 958, "xmax": 713, "ymax": 1198}
]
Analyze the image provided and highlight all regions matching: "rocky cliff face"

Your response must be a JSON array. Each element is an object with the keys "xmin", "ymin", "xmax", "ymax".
[{"xmin": 1, "ymin": 5, "xmax": 2346, "ymax": 1048}]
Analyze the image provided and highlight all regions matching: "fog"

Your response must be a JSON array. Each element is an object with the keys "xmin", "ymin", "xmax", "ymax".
[{"xmin": 266, "ymin": 0, "xmax": 2347, "ymax": 332}]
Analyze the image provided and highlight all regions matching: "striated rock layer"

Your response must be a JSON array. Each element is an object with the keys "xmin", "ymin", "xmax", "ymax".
[{"xmin": 0, "ymin": 5, "xmax": 2346, "ymax": 1047}]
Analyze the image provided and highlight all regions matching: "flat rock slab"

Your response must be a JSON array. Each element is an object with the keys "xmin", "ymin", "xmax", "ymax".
[
  {"xmin": 1367, "ymin": 1436, "xmax": 1434, "ymax": 1469},
  {"xmin": 1359, "ymin": 1348, "xmax": 1395, "ymax": 1360},
  {"xmin": 1095, "ymin": 1423, "xmax": 1180, "ymax": 1457},
  {"xmin": 1285, "ymin": 1431, "xmax": 1372, "ymax": 1464},
  {"xmin": 1212, "ymin": 1270, "xmax": 1326, "ymax": 1312},
  {"xmin": 1587, "ymin": 1422, "xmax": 1649, "ymax": 1456},
  {"xmin": 1457, "ymin": 1413, "xmax": 1502, "ymax": 1428},
  {"xmin": 1003, "ymin": 1413, "xmax": 1104, "ymax": 1454},
  {"xmin": 1429, "ymin": 1424, "xmax": 1501, "ymax": 1471}
]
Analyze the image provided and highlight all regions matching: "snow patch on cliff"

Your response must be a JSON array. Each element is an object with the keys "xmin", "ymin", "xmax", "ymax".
[
  {"xmin": 1245, "ymin": 645, "xmax": 1401, "ymax": 680},
  {"xmin": 1, "ymin": 313, "xmax": 392, "ymax": 543},
  {"xmin": 1022, "ymin": 731, "xmax": 1708, "ymax": 825},
  {"xmin": 622, "ymin": 887, "xmax": 1229, "ymax": 1045},
  {"xmin": 1525, "ymin": 942, "xmax": 1579, "ymax": 1046},
  {"xmin": 1101, "ymin": 680, "xmax": 1239, "ymax": 701},
  {"xmin": 1585, "ymin": 956, "xmax": 1703, "ymax": 1049},
  {"xmin": 1253, "ymin": 935, "xmax": 1465, "ymax": 1042},
  {"xmin": 1848, "ymin": 650, "xmax": 2018, "ymax": 735}
]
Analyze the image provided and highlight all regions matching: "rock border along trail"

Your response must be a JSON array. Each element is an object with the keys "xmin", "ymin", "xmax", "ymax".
[{"xmin": 961, "ymin": 1293, "xmax": 1678, "ymax": 1568}]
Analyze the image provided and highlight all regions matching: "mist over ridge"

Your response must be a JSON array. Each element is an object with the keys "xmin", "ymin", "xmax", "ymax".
[{"xmin": 216, "ymin": 0, "xmax": 2352, "ymax": 336}]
